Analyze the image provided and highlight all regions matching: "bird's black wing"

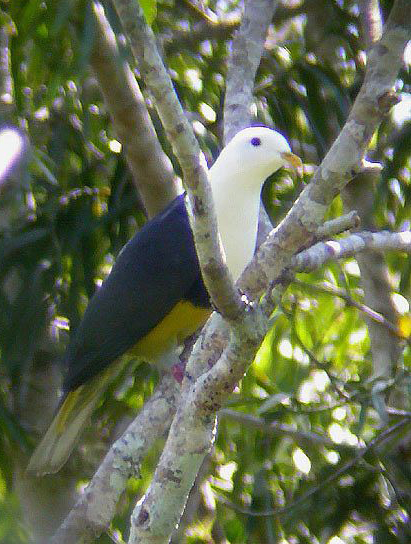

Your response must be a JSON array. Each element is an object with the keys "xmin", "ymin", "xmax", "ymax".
[{"xmin": 63, "ymin": 194, "xmax": 209, "ymax": 391}]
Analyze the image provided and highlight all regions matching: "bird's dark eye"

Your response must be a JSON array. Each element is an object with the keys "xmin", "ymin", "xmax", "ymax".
[{"xmin": 251, "ymin": 137, "xmax": 261, "ymax": 147}]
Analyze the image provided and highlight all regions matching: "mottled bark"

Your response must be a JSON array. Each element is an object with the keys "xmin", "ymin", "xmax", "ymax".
[
  {"xmin": 223, "ymin": 0, "xmax": 278, "ymax": 144},
  {"xmin": 51, "ymin": 375, "xmax": 179, "ymax": 544},
  {"xmin": 293, "ymin": 230, "xmax": 411, "ymax": 273},
  {"xmin": 111, "ymin": 0, "xmax": 244, "ymax": 322},
  {"xmin": 126, "ymin": 4, "xmax": 410, "ymax": 542},
  {"xmin": 343, "ymin": 173, "xmax": 401, "ymax": 379},
  {"xmin": 51, "ymin": 1, "xmax": 411, "ymax": 542},
  {"xmin": 91, "ymin": 2, "xmax": 178, "ymax": 218}
]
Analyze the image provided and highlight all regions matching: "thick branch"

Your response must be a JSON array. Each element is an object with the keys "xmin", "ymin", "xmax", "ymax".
[
  {"xmin": 91, "ymin": 2, "xmax": 178, "ymax": 217},
  {"xmin": 111, "ymin": 0, "xmax": 243, "ymax": 322},
  {"xmin": 51, "ymin": 374, "xmax": 179, "ymax": 544},
  {"xmin": 240, "ymin": 0, "xmax": 411, "ymax": 297},
  {"xmin": 126, "ymin": 4, "xmax": 410, "ymax": 543},
  {"xmin": 223, "ymin": 0, "xmax": 279, "ymax": 143},
  {"xmin": 129, "ymin": 311, "xmax": 268, "ymax": 544}
]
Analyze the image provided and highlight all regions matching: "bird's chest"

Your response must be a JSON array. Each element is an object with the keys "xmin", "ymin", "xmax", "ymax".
[
  {"xmin": 214, "ymin": 196, "xmax": 260, "ymax": 281},
  {"xmin": 130, "ymin": 300, "xmax": 211, "ymax": 363}
]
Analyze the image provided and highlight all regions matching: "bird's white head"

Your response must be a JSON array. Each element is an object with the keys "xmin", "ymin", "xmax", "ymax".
[
  {"xmin": 210, "ymin": 126, "xmax": 302, "ymax": 190},
  {"xmin": 208, "ymin": 126, "xmax": 302, "ymax": 280}
]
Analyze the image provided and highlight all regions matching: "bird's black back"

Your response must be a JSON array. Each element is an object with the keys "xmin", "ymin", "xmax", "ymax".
[{"xmin": 63, "ymin": 194, "xmax": 210, "ymax": 391}]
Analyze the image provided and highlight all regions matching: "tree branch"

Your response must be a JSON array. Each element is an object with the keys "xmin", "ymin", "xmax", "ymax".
[
  {"xmin": 180, "ymin": 0, "xmax": 219, "ymax": 25},
  {"xmin": 125, "ymin": 4, "xmax": 410, "ymax": 542},
  {"xmin": 240, "ymin": 0, "xmax": 410, "ymax": 298},
  {"xmin": 223, "ymin": 0, "xmax": 279, "ymax": 143},
  {"xmin": 129, "ymin": 310, "xmax": 268, "ymax": 543},
  {"xmin": 111, "ymin": 0, "xmax": 244, "ymax": 322},
  {"xmin": 292, "ymin": 230, "xmax": 411, "ymax": 273},
  {"xmin": 51, "ymin": 374, "xmax": 179, "ymax": 544},
  {"xmin": 360, "ymin": 0, "xmax": 383, "ymax": 47},
  {"xmin": 91, "ymin": 2, "xmax": 178, "ymax": 217},
  {"xmin": 315, "ymin": 211, "xmax": 361, "ymax": 240},
  {"xmin": 219, "ymin": 409, "xmax": 357, "ymax": 453}
]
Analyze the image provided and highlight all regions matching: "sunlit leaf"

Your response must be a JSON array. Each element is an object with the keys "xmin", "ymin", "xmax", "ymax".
[{"xmin": 140, "ymin": 0, "xmax": 157, "ymax": 24}]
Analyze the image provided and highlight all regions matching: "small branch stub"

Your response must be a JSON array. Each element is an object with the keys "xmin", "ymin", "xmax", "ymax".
[{"xmin": 377, "ymin": 90, "xmax": 401, "ymax": 114}]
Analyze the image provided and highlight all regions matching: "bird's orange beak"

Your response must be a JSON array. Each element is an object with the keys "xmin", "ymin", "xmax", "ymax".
[{"xmin": 281, "ymin": 151, "xmax": 303, "ymax": 178}]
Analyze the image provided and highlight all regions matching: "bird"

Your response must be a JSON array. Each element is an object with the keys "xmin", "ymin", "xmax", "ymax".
[{"xmin": 27, "ymin": 126, "xmax": 301, "ymax": 475}]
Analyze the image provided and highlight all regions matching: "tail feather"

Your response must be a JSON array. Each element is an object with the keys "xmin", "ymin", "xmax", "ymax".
[{"xmin": 27, "ymin": 360, "xmax": 124, "ymax": 476}]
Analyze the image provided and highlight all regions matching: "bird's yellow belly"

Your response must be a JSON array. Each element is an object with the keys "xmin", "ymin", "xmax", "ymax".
[{"xmin": 130, "ymin": 300, "xmax": 211, "ymax": 361}]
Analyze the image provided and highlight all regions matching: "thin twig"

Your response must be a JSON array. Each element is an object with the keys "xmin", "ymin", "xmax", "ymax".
[
  {"xmin": 316, "ymin": 211, "xmax": 361, "ymax": 240},
  {"xmin": 292, "ymin": 230, "xmax": 411, "ymax": 274},
  {"xmin": 282, "ymin": 300, "xmax": 352, "ymax": 401},
  {"xmin": 181, "ymin": 0, "xmax": 219, "ymax": 24},
  {"xmin": 214, "ymin": 418, "xmax": 411, "ymax": 518},
  {"xmin": 220, "ymin": 409, "xmax": 357, "ymax": 453},
  {"xmin": 293, "ymin": 279, "xmax": 408, "ymax": 344}
]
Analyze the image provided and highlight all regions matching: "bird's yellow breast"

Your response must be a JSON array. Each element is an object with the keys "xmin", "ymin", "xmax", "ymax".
[
  {"xmin": 55, "ymin": 301, "xmax": 210, "ymax": 434},
  {"xmin": 130, "ymin": 300, "xmax": 211, "ymax": 360}
]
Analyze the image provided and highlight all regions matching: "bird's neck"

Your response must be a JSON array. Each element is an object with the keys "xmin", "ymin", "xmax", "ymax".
[{"xmin": 208, "ymin": 167, "xmax": 262, "ymax": 281}]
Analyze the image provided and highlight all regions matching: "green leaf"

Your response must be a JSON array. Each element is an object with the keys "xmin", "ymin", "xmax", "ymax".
[{"xmin": 139, "ymin": 0, "xmax": 157, "ymax": 24}]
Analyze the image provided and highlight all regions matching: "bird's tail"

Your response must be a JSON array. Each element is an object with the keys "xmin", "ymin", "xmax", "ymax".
[{"xmin": 27, "ymin": 360, "xmax": 124, "ymax": 476}]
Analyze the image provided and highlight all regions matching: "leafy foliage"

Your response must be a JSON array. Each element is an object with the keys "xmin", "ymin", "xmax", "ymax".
[{"xmin": 0, "ymin": 0, "xmax": 410, "ymax": 542}]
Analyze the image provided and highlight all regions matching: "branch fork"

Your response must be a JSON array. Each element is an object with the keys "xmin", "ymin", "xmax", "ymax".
[{"xmin": 52, "ymin": 1, "xmax": 411, "ymax": 542}]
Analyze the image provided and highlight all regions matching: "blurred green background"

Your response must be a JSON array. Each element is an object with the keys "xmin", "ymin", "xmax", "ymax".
[{"xmin": 0, "ymin": 0, "xmax": 410, "ymax": 542}]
